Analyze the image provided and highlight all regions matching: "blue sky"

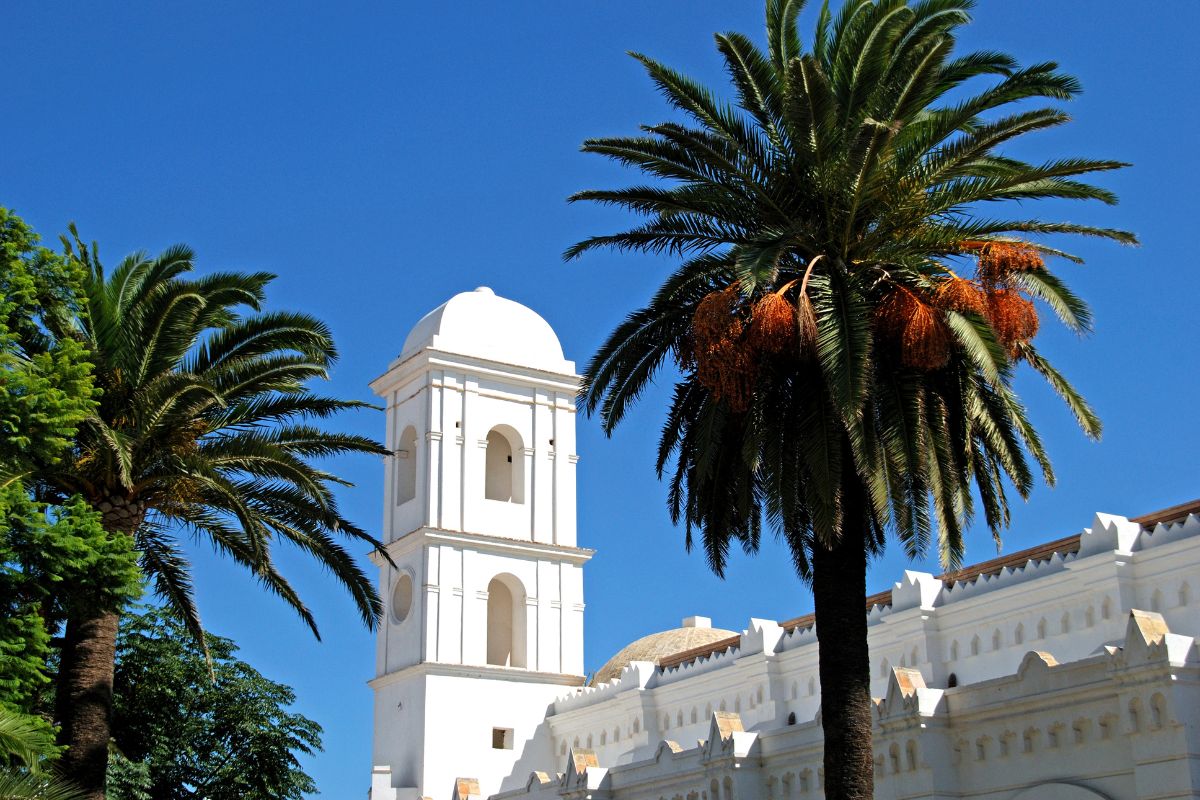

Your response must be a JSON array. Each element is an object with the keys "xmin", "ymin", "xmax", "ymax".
[{"xmin": 5, "ymin": 2, "xmax": 1198, "ymax": 797}]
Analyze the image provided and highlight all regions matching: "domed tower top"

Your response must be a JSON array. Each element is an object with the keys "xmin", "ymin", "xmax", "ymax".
[{"xmin": 398, "ymin": 286, "xmax": 573, "ymax": 375}]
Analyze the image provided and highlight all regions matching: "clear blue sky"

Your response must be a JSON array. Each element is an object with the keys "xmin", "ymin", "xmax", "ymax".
[{"xmin": 5, "ymin": 2, "xmax": 1198, "ymax": 797}]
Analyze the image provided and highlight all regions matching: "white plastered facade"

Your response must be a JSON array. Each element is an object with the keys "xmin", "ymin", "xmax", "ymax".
[
  {"xmin": 369, "ymin": 289, "xmax": 1200, "ymax": 800},
  {"xmin": 368, "ymin": 288, "xmax": 590, "ymax": 800}
]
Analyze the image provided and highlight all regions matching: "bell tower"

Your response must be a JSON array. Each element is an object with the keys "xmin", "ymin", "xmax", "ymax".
[{"xmin": 367, "ymin": 288, "xmax": 591, "ymax": 800}]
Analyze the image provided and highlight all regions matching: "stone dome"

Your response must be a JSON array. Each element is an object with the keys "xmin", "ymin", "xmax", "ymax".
[
  {"xmin": 399, "ymin": 287, "xmax": 572, "ymax": 373},
  {"xmin": 591, "ymin": 618, "xmax": 738, "ymax": 686}
]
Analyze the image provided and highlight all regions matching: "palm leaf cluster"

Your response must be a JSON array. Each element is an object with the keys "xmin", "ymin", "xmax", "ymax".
[
  {"xmin": 34, "ymin": 231, "xmax": 390, "ymax": 643},
  {"xmin": 0, "ymin": 707, "xmax": 84, "ymax": 800},
  {"xmin": 572, "ymin": 0, "xmax": 1134, "ymax": 575}
]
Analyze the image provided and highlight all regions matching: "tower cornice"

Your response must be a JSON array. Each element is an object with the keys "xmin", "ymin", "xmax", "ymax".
[
  {"xmin": 370, "ymin": 348, "xmax": 579, "ymax": 398},
  {"xmin": 372, "ymin": 527, "xmax": 595, "ymax": 566}
]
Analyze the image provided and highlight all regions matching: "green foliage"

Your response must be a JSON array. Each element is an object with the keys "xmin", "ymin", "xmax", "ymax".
[
  {"xmin": 0, "ymin": 484, "xmax": 142, "ymax": 714},
  {"xmin": 109, "ymin": 610, "xmax": 321, "ymax": 800},
  {"xmin": 104, "ymin": 752, "xmax": 151, "ymax": 800},
  {"xmin": 0, "ymin": 208, "xmax": 96, "ymax": 486}
]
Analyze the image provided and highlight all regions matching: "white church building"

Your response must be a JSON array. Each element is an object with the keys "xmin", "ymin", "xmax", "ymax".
[{"xmin": 366, "ymin": 287, "xmax": 1200, "ymax": 800}]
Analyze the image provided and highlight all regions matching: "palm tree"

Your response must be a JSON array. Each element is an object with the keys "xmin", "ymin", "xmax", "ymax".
[
  {"xmin": 32, "ymin": 232, "xmax": 389, "ymax": 800},
  {"xmin": 568, "ymin": 1, "xmax": 1134, "ymax": 797}
]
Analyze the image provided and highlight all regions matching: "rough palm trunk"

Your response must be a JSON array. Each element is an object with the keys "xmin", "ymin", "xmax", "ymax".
[
  {"xmin": 56, "ymin": 609, "xmax": 120, "ymax": 800},
  {"xmin": 55, "ymin": 496, "xmax": 143, "ymax": 800},
  {"xmin": 812, "ymin": 491, "xmax": 874, "ymax": 800}
]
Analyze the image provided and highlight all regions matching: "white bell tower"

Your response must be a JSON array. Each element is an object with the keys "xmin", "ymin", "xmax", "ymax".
[{"xmin": 367, "ymin": 287, "xmax": 591, "ymax": 800}]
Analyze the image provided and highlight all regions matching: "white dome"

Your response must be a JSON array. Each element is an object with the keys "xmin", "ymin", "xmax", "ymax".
[{"xmin": 400, "ymin": 287, "xmax": 571, "ymax": 373}]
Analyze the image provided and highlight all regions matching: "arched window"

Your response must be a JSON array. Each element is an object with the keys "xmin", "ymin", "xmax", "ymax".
[
  {"xmin": 992, "ymin": 629, "xmax": 1002, "ymax": 651},
  {"xmin": 1014, "ymin": 623, "xmax": 1024, "ymax": 645},
  {"xmin": 906, "ymin": 740, "xmax": 918, "ymax": 771},
  {"xmin": 1102, "ymin": 596, "xmax": 1113, "ymax": 620},
  {"xmin": 950, "ymin": 641, "xmax": 959, "ymax": 660},
  {"xmin": 1060, "ymin": 612, "xmax": 1071, "ymax": 634},
  {"xmin": 395, "ymin": 426, "xmax": 418, "ymax": 505},
  {"xmin": 486, "ymin": 574, "xmax": 527, "ymax": 668},
  {"xmin": 1037, "ymin": 618, "xmax": 1047, "ymax": 639},
  {"xmin": 1150, "ymin": 693, "xmax": 1167, "ymax": 730},
  {"xmin": 970, "ymin": 635, "xmax": 980, "ymax": 656},
  {"xmin": 1128, "ymin": 698, "xmax": 1142, "ymax": 732},
  {"xmin": 1179, "ymin": 582, "xmax": 1191, "ymax": 607},
  {"xmin": 1085, "ymin": 606, "xmax": 1095, "ymax": 628},
  {"xmin": 1151, "ymin": 589, "xmax": 1163, "ymax": 613},
  {"xmin": 690, "ymin": 707, "xmax": 698, "ymax": 724},
  {"xmin": 807, "ymin": 677, "xmax": 815, "ymax": 696},
  {"xmin": 677, "ymin": 710, "xmax": 683, "ymax": 727},
  {"xmin": 910, "ymin": 646, "xmax": 919, "ymax": 666},
  {"xmin": 889, "ymin": 743, "xmax": 901, "ymax": 774},
  {"xmin": 484, "ymin": 427, "xmax": 525, "ymax": 503},
  {"xmin": 601, "ymin": 730, "xmax": 607, "ymax": 746}
]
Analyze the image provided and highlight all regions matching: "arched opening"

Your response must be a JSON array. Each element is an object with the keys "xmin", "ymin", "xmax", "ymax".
[
  {"xmin": 1150, "ymin": 693, "xmax": 1167, "ymax": 730},
  {"xmin": 395, "ymin": 426, "xmax": 418, "ymax": 505},
  {"xmin": 486, "ymin": 574, "xmax": 527, "ymax": 667},
  {"xmin": 484, "ymin": 427, "xmax": 525, "ymax": 503}
]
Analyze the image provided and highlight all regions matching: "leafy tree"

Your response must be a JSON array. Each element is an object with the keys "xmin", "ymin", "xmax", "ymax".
[
  {"xmin": 0, "ymin": 486, "xmax": 141, "ymax": 718},
  {"xmin": 0, "ymin": 207, "xmax": 95, "ymax": 487},
  {"xmin": 107, "ymin": 610, "xmax": 320, "ymax": 800},
  {"xmin": 569, "ymin": 1, "xmax": 1133, "ymax": 796},
  {"xmin": 0, "ymin": 208, "xmax": 121, "ymax": 800},
  {"xmin": 28, "ymin": 233, "xmax": 389, "ymax": 799}
]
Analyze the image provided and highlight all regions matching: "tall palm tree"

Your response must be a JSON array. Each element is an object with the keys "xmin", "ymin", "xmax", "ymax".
[
  {"xmin": 33, "ymin": 232, "xmax": 389, "ymax": 800},
  {"xmin": 568, "ymin": 1, "xmax": 1134, "ymax": 797}
]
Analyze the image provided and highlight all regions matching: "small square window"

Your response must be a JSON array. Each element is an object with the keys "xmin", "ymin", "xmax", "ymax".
[{"xmin": 492, "ymin": 728, "xmax": 513, "ymax": 750}]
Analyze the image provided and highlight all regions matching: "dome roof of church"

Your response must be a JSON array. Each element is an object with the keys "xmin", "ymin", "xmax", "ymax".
[
  {"xmin": 591, "ymin": 619, "xmax": 738, "ymax": 686},
  {"xmin": 399, "ymin": 287, "xmax": 571, "ymax": 373}
]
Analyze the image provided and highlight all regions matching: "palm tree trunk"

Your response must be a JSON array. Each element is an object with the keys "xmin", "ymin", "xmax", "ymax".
[
  {"xmin": 812, "ymin": 496, "xmax": 873, "ymax": 800},
  {"xmin": 55, "ymin": 609, "xmax": 120, "ymax": 800},
  {"xmin": 55, "ymin": 496, "xmax": 143, "ymax": 800}
]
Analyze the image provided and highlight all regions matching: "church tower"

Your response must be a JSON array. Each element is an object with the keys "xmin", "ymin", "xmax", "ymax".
[{"xmin": 367, "ymin": 288, "xmax": 590, "ymax": 800}]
